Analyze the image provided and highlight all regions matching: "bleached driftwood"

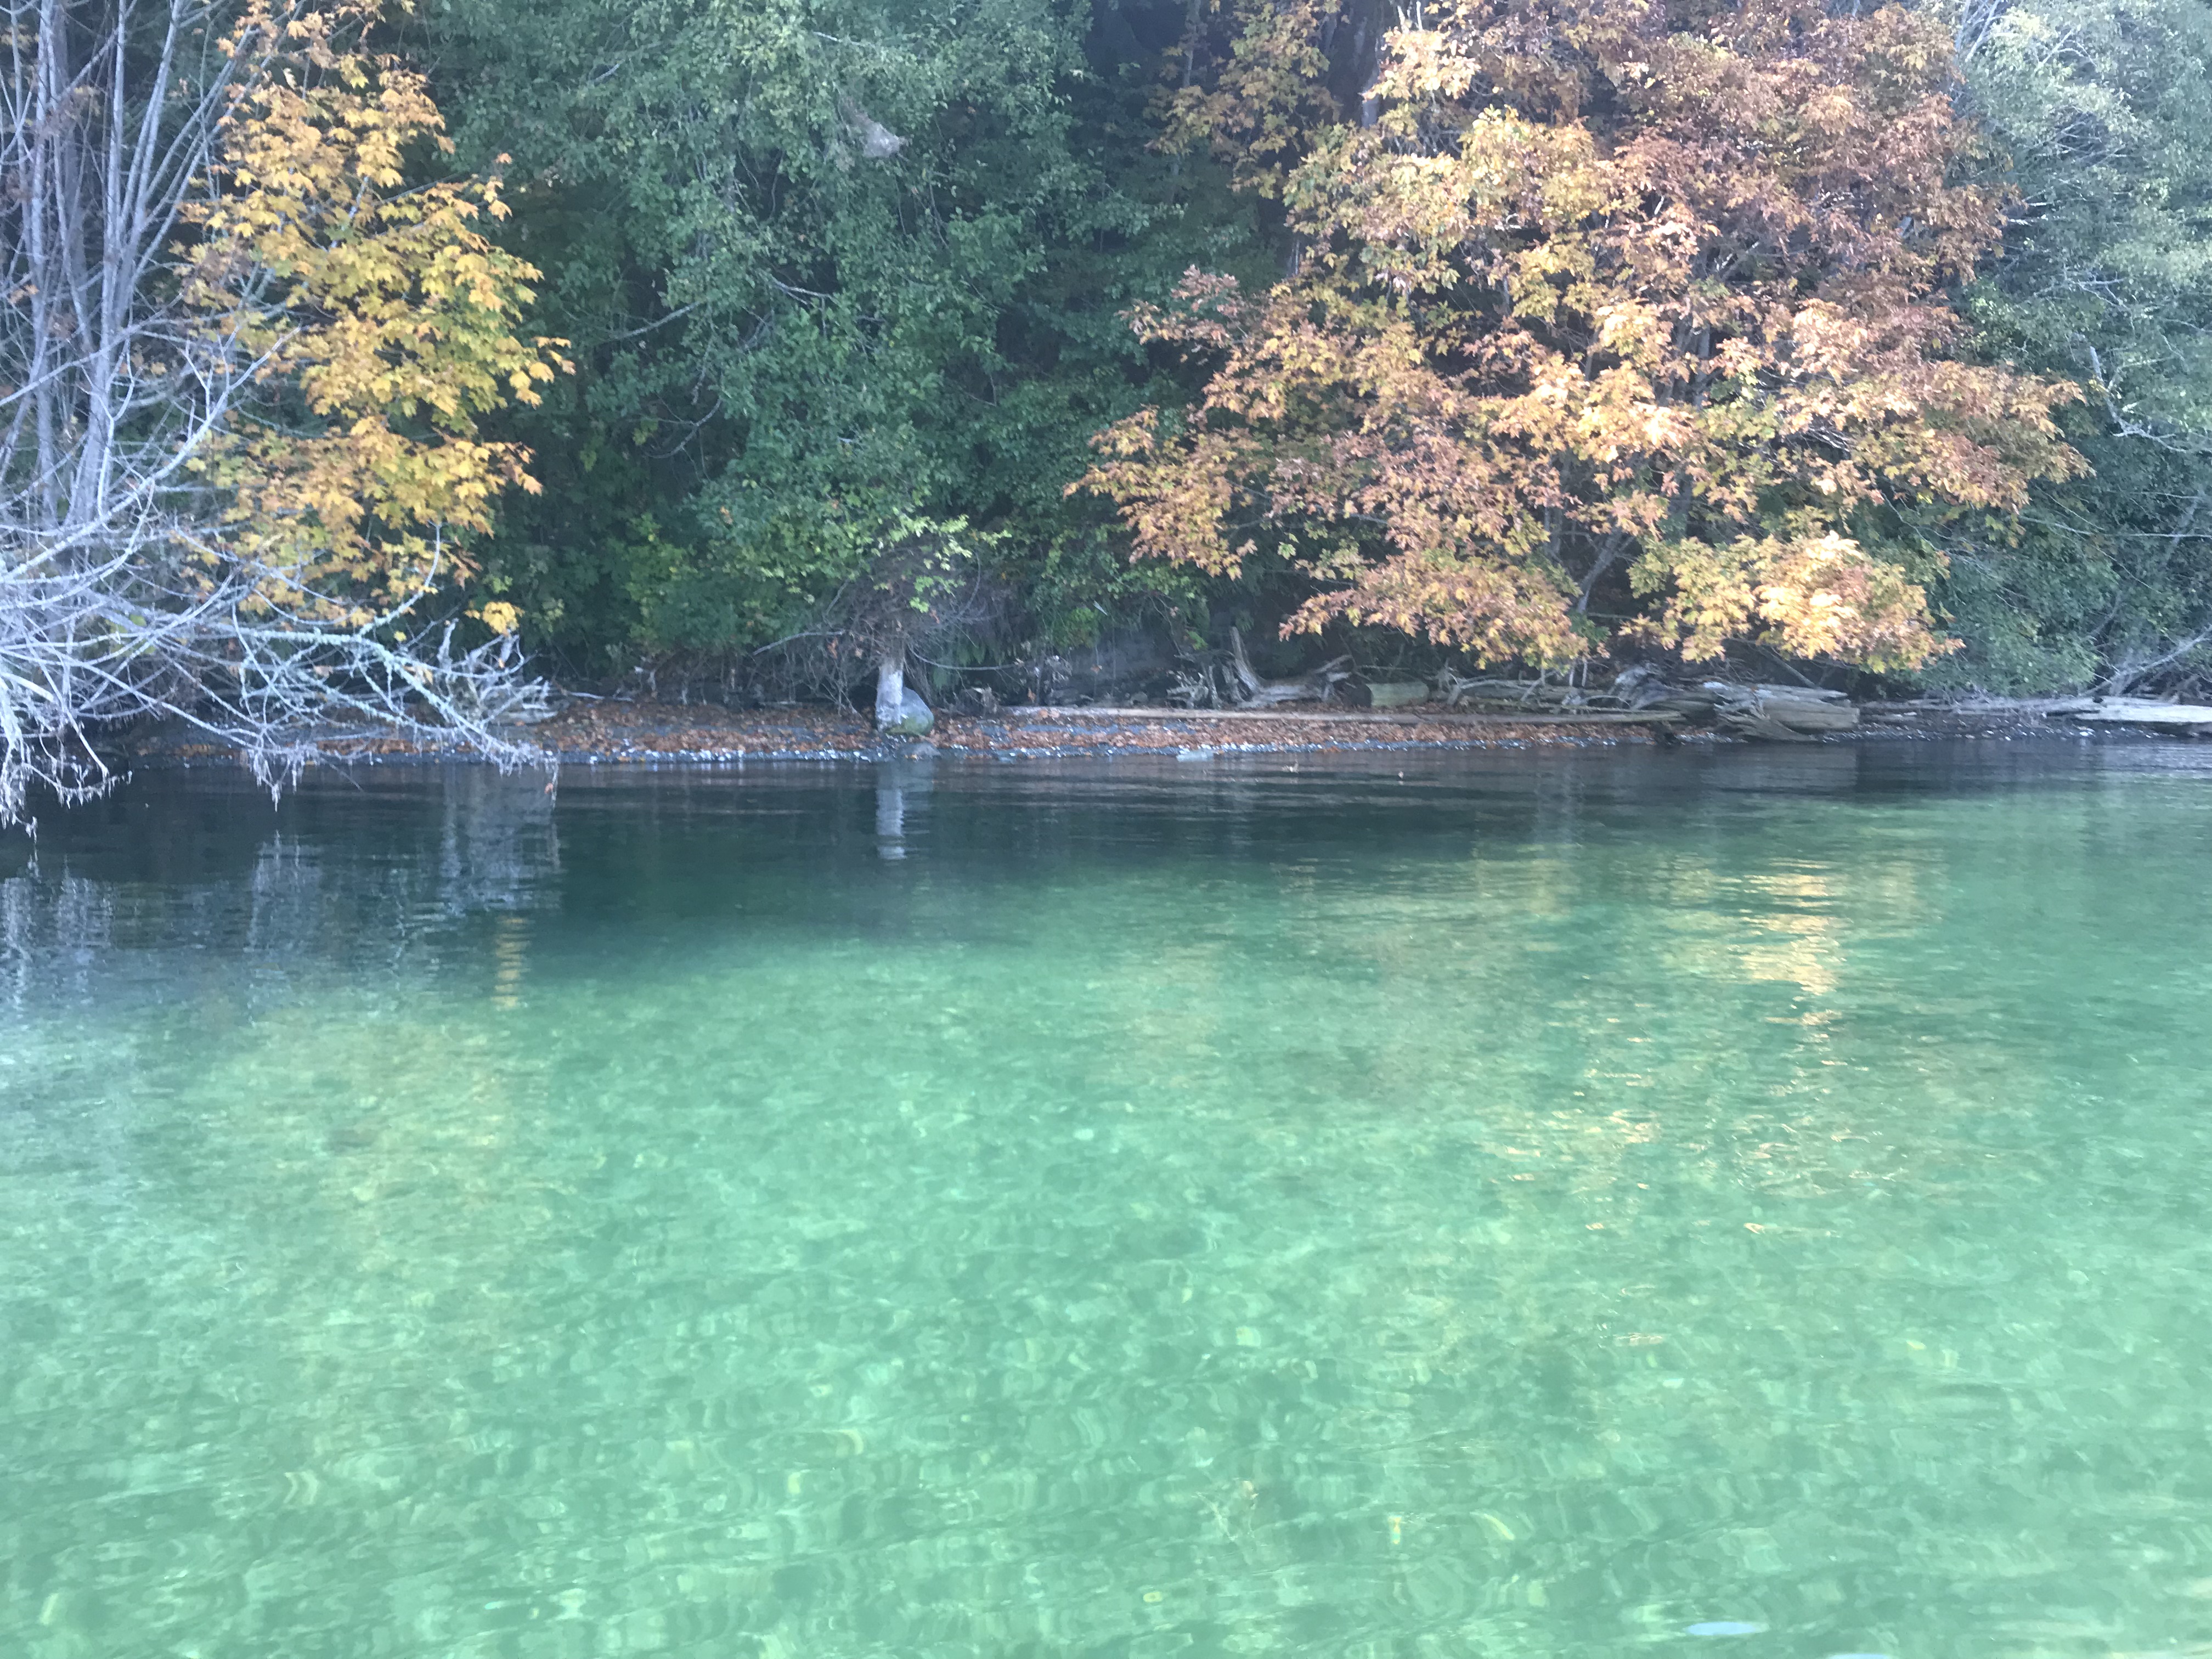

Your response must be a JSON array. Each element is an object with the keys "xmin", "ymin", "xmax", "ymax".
[
  {"xmin": 1438, "ymin": 670, "xmax": 1600, "ymax": 710},
  {"xmin": 2053, "ymin": 698, "xmax": 2212, "ymax": 733},
  {"xmin": 1712, "ymin": 684, "xmax": 1859, "ymax": 741},
  {"xmin": 1227, "ymin": 629, "xmax": 1353, "ymax": 707},
  {"xmin": 1362, "ymin": 681, "xmax": 1432, "ymax": 709},
  {"xmin": 1595, "ymin": 670, "xmax": 1861, "ymax": 738}
]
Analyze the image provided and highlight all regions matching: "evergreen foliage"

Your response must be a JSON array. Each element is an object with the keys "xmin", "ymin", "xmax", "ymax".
[
  {"xmin": 1928, "ymin": 0, "xmax": 2212, "ymax": 691},
  {"xmin": 427, "ymin": 0, "xmax": 1254, "ymax": 682}
]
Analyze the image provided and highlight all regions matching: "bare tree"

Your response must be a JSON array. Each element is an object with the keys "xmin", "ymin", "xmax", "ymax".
[{"xmin": 0, "ymin": 0, "xmax": 549, "ymax": 828}]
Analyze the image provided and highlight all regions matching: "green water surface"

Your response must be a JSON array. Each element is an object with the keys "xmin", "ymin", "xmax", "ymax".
[{"xmin": 3, "ymin": 744, "xmax": 2211, "ymax": 1659}]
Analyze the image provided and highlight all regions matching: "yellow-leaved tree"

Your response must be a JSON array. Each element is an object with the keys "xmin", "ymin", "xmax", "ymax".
[
  {"xmin": 1080, "ymin": 0, "xmax": 2087, "ymax": 674},
  {"xmin": 185, "ymin": 0, "xmax": 567, "ymax": 628},
  {"xmin": 1, "ymin": 0, "xmax": 567, "ymax": 824}
]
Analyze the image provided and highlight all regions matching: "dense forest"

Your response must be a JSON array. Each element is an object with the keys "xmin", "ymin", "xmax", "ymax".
[
  {"xmin": 421, "ymin": 0, "xmax": 2212, "ymax": 703},
  {"xmin": 5, "ymin": 0, "xmax": 2212, "ymax": 811}
]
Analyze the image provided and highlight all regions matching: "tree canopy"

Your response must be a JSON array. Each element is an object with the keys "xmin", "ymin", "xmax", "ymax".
[
  {"xmin": 9, "ymin": 0, "xmax": 2212, "ymax": 767},
  {"xmin": 428, "ymin": 0, "xmax": 1239, "ymax": 676},
  {"xmin": 422, "ymin": 0, "xmax": 2211, "ymax": 694},
  {"xmin": 1081, "ymin": 0, "xmax": 2087, "ymax": 672}
]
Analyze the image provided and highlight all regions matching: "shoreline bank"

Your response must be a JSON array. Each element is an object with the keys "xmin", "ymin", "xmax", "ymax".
[{"xmin": 125, "ymin": 696, "xmax": 2180, "ymax": 771}]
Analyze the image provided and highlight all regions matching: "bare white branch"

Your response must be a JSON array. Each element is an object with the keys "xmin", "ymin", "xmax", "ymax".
[{"xmin": 1, "ymin": 0, "xmax": 549, "ymax": 828}]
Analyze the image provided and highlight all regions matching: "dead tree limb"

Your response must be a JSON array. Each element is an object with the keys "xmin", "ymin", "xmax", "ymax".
[{"xmin": 1227, "ymin": 628, "xmax": 1351, "ymax": 706}]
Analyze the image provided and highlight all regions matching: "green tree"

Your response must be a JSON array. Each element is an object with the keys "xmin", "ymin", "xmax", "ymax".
[
  {"xmin": 1924, "ymin": 0, "xmax": 2212, "ymax": 691},
  {"xmin": 428, "ymin": 0, "xmax": 1249, "ymax": 687}
]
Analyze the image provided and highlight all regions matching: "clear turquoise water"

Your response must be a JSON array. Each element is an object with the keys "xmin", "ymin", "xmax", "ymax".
[{"xmin": 3, "ymin": 744, "xmax": 2211, "ymax": 1659}]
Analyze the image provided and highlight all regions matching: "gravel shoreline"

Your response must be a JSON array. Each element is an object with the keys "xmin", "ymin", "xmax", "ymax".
[
  {"xmin": 527, "ymin": 703, "xmax": 1694, "ymax": 764},
  {"xmin": 127, "ymin": 696, "xmax": 2165, "ymax": 771}
]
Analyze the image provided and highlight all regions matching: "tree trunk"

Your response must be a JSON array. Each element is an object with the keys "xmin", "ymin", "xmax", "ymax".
[{"xmin": 874, "ymin": 651, "xmax": 906, "ymax": 728}]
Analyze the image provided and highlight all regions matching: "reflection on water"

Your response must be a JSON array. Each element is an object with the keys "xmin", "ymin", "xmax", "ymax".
[
  {"xmin": 874, "ymin": 760, "xmax": 930, "ymax": 861},
  {"xmin": 3, "ymin": 743, "xmax": 2212, "ymax": 1659},
  {"xmin": 0, "ymin": 768, "xmax": 558, "ymax": 1014}
]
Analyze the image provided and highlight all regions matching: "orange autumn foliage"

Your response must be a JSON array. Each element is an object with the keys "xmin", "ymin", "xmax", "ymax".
[
  {"xmin": 184, "ymin": 1, "xmax": 568, "ymax": 629},
  {"xmin": 1081, "ymin": 0, "xmax": 2087, "ymax": 669}
]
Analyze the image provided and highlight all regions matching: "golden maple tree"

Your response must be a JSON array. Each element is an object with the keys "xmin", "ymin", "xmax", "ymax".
[
  {"xmin": 1080, "ymin": 0, "xmax": 2088, "ymax": 670},
  {"xmin": 184, "ymin": 0, "xmax": 567, "ymax": 631}
]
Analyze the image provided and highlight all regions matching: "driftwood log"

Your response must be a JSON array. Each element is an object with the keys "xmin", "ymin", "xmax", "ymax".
[
  {"xmin": 1703, "ymin": 684, "xmax": 1859, "ymax": 741},
  {"xmin": 1140, "ymin": 657, "xmax": 1889, "ymax": 741},
  {"xmin": 1362, "ymin": 680, "xmax": 1432, "ymax": 708},
  {"xmin": 1534, "ymin": 674, "xmax": 1861, "ymax": 740},
  {"xmin": 1227, "ymin": 629, "xmax": 1353, "ymax": 707},
  {"xmin": 2052, "ymin": 698, "xmax": 2212, "ymax": 735}
]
